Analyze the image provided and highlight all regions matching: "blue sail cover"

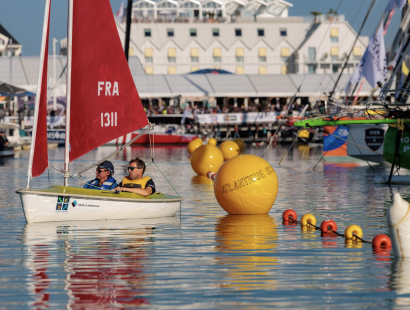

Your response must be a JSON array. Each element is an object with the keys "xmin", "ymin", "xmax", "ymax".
[{"xmin": 323, "ymin": 126, "xmax": 349, "ymax": 151}]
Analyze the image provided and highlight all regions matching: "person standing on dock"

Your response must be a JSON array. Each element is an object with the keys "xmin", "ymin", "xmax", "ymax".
[
  {"xmin": 0, "ymin": 129, "xmax": 9, "ymax": 150},
  {"xmin": 83, "ymin": 161, "xmax": 118, "ymax": 190},
  {"xmin": 115, "ymin": 157, "xmax": 156, "ymax": 196}
]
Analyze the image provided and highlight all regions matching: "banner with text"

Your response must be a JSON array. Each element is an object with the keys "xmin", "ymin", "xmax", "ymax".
[{"xmin": 196, "ymin": 112, "xmax": 277, "ymax": 125}]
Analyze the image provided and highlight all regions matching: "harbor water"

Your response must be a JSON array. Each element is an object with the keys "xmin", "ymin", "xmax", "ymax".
[{"xmin": 2, "ymin": 144, "xmax": 410, "ymax": 308}]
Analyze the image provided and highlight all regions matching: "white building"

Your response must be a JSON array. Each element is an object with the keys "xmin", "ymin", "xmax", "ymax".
[
  {"xmin": 0, "ymin": 24, "xmax": 22, "ymax": 57},
  {"xmin": 117, "ymin": 0, "xmax": 368, "ymax": 75}
]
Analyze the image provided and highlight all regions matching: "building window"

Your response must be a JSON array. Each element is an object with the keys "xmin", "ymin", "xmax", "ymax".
[
  {"xmin": 353, "ymin": 46, "xmax": 361, "ymax": 60},
  {"xmin": 330, "ymin": 28, "xmax": 339, "ymax": 43},
  {"xmin": 190, "ymin": 28, "xmax": 197, "ymax": 37},
  {"xmin": 259, "ymin": 48, "xmax": 267, "ymax": 62},
  {"xmin": 191, "ymin": 47, "xmax": 199, "ymax": 62},
  {"xmin": 167, "ymin": 28, "xmax": 174, "ymax": 37},
  {"xmin": 236, "ymin": 48, "xmax": 244, "ymax": 62},
  {"xmin": 258, "ymin": 29, "xmax": 264, "ymax": 37},
  {"xmin": 168, "ymin": 67, "xmax": 176, "ymax": 74},
  {"xmin": 235, "ymin": 29, "xmax": 242, "ymax": 37},
  {"xmin": 144, "ymin": 29, "xmax": 151, "ymax": 37},
  {"xmin": 191, "ymin": 66, "xmax": 199, "ymax": 72},
  {"xmin": 145, "ymin": 67, "xmax": 153, "ymax": 74},
  {"xmin": 213, "ymin": 48, "xmax": 221, "ymax": 62},
  {"xmin": 280, "ymin": 28, "xmax": 287, "ymax": 36},
  {"xmin": 308, "ymin": 47, "xmax": 316, "ymax": 61},
  {"xmin": 236, "ymin": 66, "xmax": 244, "ymax": 74},
  {"xmin": 259, "ymin": 66, "xmax": 267, "ymax": 74},
  {"xmin": 212, "ymin": 28, "xmax": 219, "ymax": 37},
  {"xmin": 308, "ymin": 65, "xmax": 316, "ymax": 74},
  {"xmin": 145, "ymin": 48, "xmax": 153, "ymax": 63},
  {"xmin": 281, "ymin": 47, "xmax": 289, "ymax": 62},
  {"xmin": 281, "ymin": 66, "xmax": 288, "ymax": 74},
  {"xmin": 330, "ymin": 47, "xmax": 339, "ymax": 61},
  {"xmin": 332, "ymin": 64, "xmax": 339, "ymax": 73},
  {"xmin": 168, "ymin": 48, "xmax": 176, "ymax": 62}
]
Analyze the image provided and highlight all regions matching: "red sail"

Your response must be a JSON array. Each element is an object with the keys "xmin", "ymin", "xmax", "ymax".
[
  {"xmin": 32, "ymin": 3, "xmax": 51, "ymax": 177},
  {"xmin": 69, "ymin": 0, "xmax": 148, "ymax": 162}
]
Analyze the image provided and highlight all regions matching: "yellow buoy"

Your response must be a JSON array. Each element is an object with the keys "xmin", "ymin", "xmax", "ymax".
[
  {"xmin": 344, "ymin": 225, "xmax": 363, "ymax": 240},
  {"xmin": 208, "ymin": 138, "xmax": 217, "ymax": 146},
  {"xmin": 214, "ymin": 154, "xmax": 278, "ymax": 214},
  {"xmin": 219, "ymin": 140, "xmax": 240, "ymax": 161},
  {"xmin": 190, "ymin": 145, "xmax": 224, "ymax": 175},
  {"xmin": 234, "ymin": 138, "xmax": 245, "ymax": 151},
  {"xmin": 187, "ymin": 138, "xmax": 203, "ymax": 154},
  {"xmin": 300, "ymin": 214, "xmax": 317, "ymax": 227}
]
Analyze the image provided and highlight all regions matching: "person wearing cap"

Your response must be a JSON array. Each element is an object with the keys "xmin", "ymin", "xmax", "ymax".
[
  {"xmin": 83, "ymin": 161, "xmax": 118, "ymax": 190},
  {"xmin": 0, "ymin": 129, "xmax": 9, "ymax": 150},
  {"xmin": 114, "ymin": 157, "xmax": 155, "ymax": 196}
]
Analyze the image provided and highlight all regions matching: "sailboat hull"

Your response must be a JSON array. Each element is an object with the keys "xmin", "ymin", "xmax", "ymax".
[{"xmin": 17, "ymin": 186, "xmax": 182, "ymax": 223}]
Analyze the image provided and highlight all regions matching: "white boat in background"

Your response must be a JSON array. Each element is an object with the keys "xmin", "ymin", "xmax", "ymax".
[
  {"xmin": 17, "ymin": 0, "xmax": 182, "ymax": 223},
  {"xmin": 0, "ymin": 122, "xmax": 31, "ymax": 152}
]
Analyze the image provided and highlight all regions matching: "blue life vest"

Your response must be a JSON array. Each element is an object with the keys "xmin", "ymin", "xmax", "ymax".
[{"xmin": 83, "ymin": 176, "xmax": 118, "ymax": 190}]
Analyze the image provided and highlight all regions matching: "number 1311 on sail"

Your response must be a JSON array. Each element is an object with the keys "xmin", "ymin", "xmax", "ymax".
[{"xmin": 101, "ymin": 112, "xmax": 117, "ymax": 127}]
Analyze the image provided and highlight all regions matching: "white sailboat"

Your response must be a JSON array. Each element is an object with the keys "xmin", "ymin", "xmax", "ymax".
[{"xmin": 16, "ymin": 0, "xmax": 182, "ymax": 223}]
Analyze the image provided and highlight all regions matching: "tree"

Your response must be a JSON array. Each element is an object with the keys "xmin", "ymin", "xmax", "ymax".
[{"xmin": 310, "ymin": 11, "xmax": 322, "ymax": 23}]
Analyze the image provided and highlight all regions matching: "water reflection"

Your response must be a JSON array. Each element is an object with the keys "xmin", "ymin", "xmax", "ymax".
[
  {"xmin": 391, "ymin": 258, "xmax": 410, "ymax": 306},
  {"xmin": 215, "ymin": 214, "xmax": 278, "ymax": 290},
  {"xmin": 23, "ymin": 218, "xmax": 179, "ymax": 308}
]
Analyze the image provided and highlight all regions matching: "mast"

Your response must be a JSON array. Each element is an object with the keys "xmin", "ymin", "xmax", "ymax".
[
  {"xmin": 26, "ymin": 0, "xmax": 51, "ymax": 188},
  {"xmin": 124, "ymin": 0, "xmax": 133, "ymax": 62},
  {"xmin": 64, "ymin": 0, "xmax": 73, "ymax": 186}
]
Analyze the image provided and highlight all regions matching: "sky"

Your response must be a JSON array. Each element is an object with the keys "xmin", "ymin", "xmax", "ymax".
[{"xmin": 0, "ymin": 0, "xmax": 402, "ymax": 56}]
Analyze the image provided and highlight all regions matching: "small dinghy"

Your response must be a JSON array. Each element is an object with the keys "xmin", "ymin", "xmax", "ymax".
[
  {"xmin": 0, "ymin": 148, "xmax": 14, "ymax": 158},
  {"xmin": 17, "ymin": 0, "xmax": 182, "ymax": 223}
]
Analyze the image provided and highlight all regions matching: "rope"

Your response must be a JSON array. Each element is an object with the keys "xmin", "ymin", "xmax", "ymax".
[
  {"xmin": 147, "ymin": 161, "xmax": 181, "ymax": 198},
  {"xmin": 285, "ymin": 216, "xmax": 372, "ymax": 243},
  {"xmin": 348, "ymin": 130, "xmax": 376, "ymax": 172}
]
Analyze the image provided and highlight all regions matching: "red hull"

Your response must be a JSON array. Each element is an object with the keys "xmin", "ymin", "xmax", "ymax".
[{"xmin": 114, "ymin": 133, "xmax": 198, "ymax": 145}]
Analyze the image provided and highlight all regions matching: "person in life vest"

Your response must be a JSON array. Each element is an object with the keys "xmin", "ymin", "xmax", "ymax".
[
  {"xmin": 83, "ymin": 161, "xmax": 118, "ymax": 190},
  {"xmin": 0, "ymin": 129, "xmax": 9, "ymax": 150},
  {"xmin": 114, "ymin": 157, "xmax": 156, "ymax": 196}
]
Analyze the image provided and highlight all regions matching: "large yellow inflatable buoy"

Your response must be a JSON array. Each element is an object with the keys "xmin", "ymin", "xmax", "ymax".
[
  {"xmin": 191, "ymin": 145, "xmax": 224, "ymax": 175},
  {"xmin": 219, "ymin": 140, "xmax": 240, "ymax": 161},
  {"xmin": 233, "ymin": 138, "xmax": 245, "ymax": 151},
  {"xmin": 208, "ymin": 138, "xmax": 217, "ymax": 146},
  {"xmin": 214, "ymin": 154, "xmax": 278, "ymax": 214},
  {"xmin": 187, "ymin": 138, "xmax": 203, "ymax": 154}
]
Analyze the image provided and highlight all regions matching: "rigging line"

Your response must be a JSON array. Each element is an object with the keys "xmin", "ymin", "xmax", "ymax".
[
  {"xmin": 348, "ymin": 130, "xmax": 376, "ymax": 172},
  {"xmin": 73, "ymin": 124, "xmax": 154, "ymax": 177},
  {"xmin": 312, "ymin": 0, "xmax": 367, "ymax": 97},
  {"xmin": 312, "ymin": 128, "xmax": 340, "ymax": 171},
  {"xmin": 319, "ymin": 128, "xmax": 382, "ymax": 155},
  {"xmin": 330, "ymin": 0, "xmax": 378, "ymax": 98}
]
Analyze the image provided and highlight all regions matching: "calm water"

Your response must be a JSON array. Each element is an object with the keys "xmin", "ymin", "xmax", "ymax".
[{"xmin": 2, "ymin": 144, "xmax": 410, "ymax": 309}]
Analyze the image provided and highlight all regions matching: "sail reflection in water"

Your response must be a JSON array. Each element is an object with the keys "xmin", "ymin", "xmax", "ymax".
[
  {"xmin": 23, "ymin": 218, "xmax": 179, "ymax": 308},
  {"xmin": 215, "ymin": 214, "xmax": 278, "ymax": 290}
]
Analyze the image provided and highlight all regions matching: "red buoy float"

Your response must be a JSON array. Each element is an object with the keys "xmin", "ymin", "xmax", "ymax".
[
  {"xmin": 282, "ymin": 209, "xmax": 297, "ymax": 222},
  {"xmin": 372, "ymin": 234, "xmax": 392, "ymax": 250},
  {"xmin": 320, "ymin": 220, "xmax": 337, "ymax": 234}
]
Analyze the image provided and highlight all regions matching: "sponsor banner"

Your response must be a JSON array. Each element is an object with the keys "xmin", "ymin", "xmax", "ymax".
[
  {"xmin": 24, "ymin": 116, "xmax": 66, "ymax": 128},
  {"xmin": 3, "ymin": 116, "xmax": 19, "ymax": 124},
  {"xmin": 47, "ymin": 130, "xmax": 65, "ymax": 141},
  {"xmin": 196, "ymin": 112, "xmax": 276, "ymax": 125}
]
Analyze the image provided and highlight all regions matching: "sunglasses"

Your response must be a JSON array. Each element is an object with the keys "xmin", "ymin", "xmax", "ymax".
[
  {"xmin": 127, "ymin": 166, "xmax": 141, "ymax": 171},
  {"xmin": 96, "ymin": 169, "xmax": 108, "ymax": 173}
]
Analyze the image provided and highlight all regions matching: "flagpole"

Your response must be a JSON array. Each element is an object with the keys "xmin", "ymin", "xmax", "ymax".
[
  {"xmin": 64, "ymin": 0, "xmax": 73, "ymax": 187},
  {"xmin": 26, "ymin": 0, "xmax": 51, "ymax": 189}
]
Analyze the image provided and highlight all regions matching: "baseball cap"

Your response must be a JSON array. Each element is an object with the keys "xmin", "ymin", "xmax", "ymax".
[{"xmin": 98, "ymin": 161, "xmax": 114, "ymax": 175}]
